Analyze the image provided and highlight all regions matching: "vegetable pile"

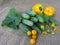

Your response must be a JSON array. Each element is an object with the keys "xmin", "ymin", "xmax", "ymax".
[{"xmin": 2, "ymin": 3, "xmax": 58, "ymax": 45}]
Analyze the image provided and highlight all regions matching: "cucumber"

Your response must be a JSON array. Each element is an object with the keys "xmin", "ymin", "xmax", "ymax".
[
  {"xmin": 36, "ymin": 22, "xmax": 41, "ymax": 27},
  {"xmin": 25, "ymin": 10, "xmax": 36, "ymax": 16},
  {"xmin": 22, "ymin": 13, "xmax": 30, "ymax": 19},
  {"xmin": 37, "ymin": 15, "xmax": 44, "ymax": 23},
  {"xmin": 32, "ymin": 25, "xmax": 41, "ymax": 34},
  {"xmin": 49, "ymin": 18, "xmax": 58, "ymax": 25},
  {"xmin": 31, "ymin": 17, "xmax": 38, "ymax": 22},
  {"xmin": 35, "ymin": 23, "xmax": 43, "ymax": 31},
  {"xmin": 22, "ymin": 19, "xmax": 34, "ymax": 26},
  {"xmin": 19, "ymin": 23, "xmax": 31, "ymax": 33}
]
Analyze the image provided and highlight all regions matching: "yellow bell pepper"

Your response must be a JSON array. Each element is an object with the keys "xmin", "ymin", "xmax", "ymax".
[
  {"xmin": 44, "ymin": 6, "xmax": 55, "ymax": 16},
  {"xmin": 32, "ymin": 3, "xmax": 43, "ymax": 14}
]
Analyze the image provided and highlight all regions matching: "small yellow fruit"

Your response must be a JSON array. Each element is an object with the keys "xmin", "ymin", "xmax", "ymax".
[
  {"xmin": 44, "ymin": 6, "xmax": 55, "ymax": 16},
  {"xmin": 32, "ymin": 3, "xmax": 43, "ymax": 14},
  {"xmin": 46, "ymin": 29, "xmax": 50, "ymax": 33},
  {"xmin": 51, "ymin": 32, "xmax": 55, "ymax": 35},
  {"xmin": 32, "ymin": 35, "xmax": 37, "ymax": 39},
  {"xmin": 40, "ymin": 25, "xmax": 44, "ymax": 30},
  {"xmin": 54, "ymin": 26, "xmax": 57, "ymax": 31},
  {"xmin": 32, "ymin": 30, "xmax": 37, "ymax": 35},
  {"xmin": 30, "ymin": 38, "xmax": 36, "ymax": 44},
  {"xmin": 51, "ymin": 23, "xmax": 55, "ymax": 27},
  {"xmin": 42, "ymin": 31, "xmax": 48, "ymax": 35},
  {"xmin": 27, "ymin": 31, "xmax": 31, "ymax": 36}
]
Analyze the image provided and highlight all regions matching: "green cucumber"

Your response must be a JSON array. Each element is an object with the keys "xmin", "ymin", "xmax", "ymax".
[
  {"xmin": 37, "ymin": 15, "xmax": 44, "ymax": 23},
  {"xmin": 35, "ymin": 23, "xmax": 43, "ymax": 31},
  {"xmin": 25, "ymin": 10, "xmax": 36, "ymax": 16},
  {"xmin": 36, "ymin": 22, "xmax": 41, "ymax": 27},
  {"xmin": 22, "ymin": 13, "xmax": 30, "ymax": 19},
  {"xmin": 19, "ymin": 23, "xmax": 31, "ymax": 33},
  {"xmin": 32, "ymin": 25, "xmax": 41, "ymax": 34},
  {"xmin": 31, "ymin": 17, "xmax": 38, "ymax": 22},
  {"xmin": 22, "ymin": 19, "xmax": 34, "ymax": 26}
]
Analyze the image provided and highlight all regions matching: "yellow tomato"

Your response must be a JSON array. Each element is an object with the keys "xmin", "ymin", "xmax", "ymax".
[
  {"xmin": 40, "ymin": 25, "xmax": 44, "ymax": 30},
  {"xmin": 32, "ymin": 35, "xmax": 37, "ymax": 39},
  {"xmin": 51, "ymin": 22, "xmax": 55, "ymax": 27},
  {"xmin": 32, "ymin": 30, "xmax": 37, "ymax": 35},
  {"xmin": 46, "ymin": 29, "xmax": 50, "ymax": 33},
  {"xmin": 51, "ymin": 32, "xmax": 55, "ymax": 35},
  {"xmin": 42, "ymin": 31, "xmax": 48, "ymax": 35},
  {"xmin": 27, "ymin": 31, "xmax": 31, "ymax": 36},
  {"xmin": 44, "ymin": 6, "xmax": 55, "ymax": 16},
  {"xmin": 30, "ymin": 38, "xmax": 36, "ymax": 44},
  {"xmin": 54, "ymin": 26, "xmax": 57, "ymax": 31},
  {"xmin": 32, "ymin": 3, "xmax": 43, "ymax": 14}
]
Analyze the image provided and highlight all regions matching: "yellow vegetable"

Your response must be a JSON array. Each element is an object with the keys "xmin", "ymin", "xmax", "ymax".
[
  {"xmin": 44, "ymin": 6, "xmax": 55, "ymax": 16},
  {"xmin": 30, "ymin": 38, "xmax": 36, "ymax": 44},
  {"xmin": 27, "ymin": 31, "xmax": 31, "ymax": 36},
  {"xmin": 51, "ymin": 32, "xmax": 55, "ymax": 35},
  {"xmin": 54, "ymin": 26, "xmax": 57, "ymax": 31},
  {"xmin": 32, "ymin": 3, "xmax": 43, "ymax": 14},
  {"xmin": 46, "ymin": 29, "xmax": 50, "ymax": 33},
  {"xmin": 51, "ymin": 23, "xmax": 55, "ymax": 27},
  {"xmin": 42, "ymin": 31, "xmax": 48, "ymax": 35},
  {"xmin": 32, "ymin": 30, "xmax": 37, "ymax": 35},
  {"xmin": 40, "ymin": 25, "xmax": 44, "ymax": 30},
  {"xmin": 32, "ymin": 35, "xmax": 37, "ymax": 39}
]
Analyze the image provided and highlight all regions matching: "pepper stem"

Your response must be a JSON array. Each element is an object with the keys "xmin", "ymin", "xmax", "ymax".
[{"xmin": 39, "ymin": 7, "xmax": 42, "ymax": 11}]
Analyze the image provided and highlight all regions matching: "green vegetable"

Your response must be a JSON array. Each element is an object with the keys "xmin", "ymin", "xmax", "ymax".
[
  {"xmin": 2, "ymin": 8, "xmax": 16, "ymax": 26},
  {"xmin": 7, "ymin": 8, "xmax": 22, "ymax": 25},
  {"xmin": 36, "ymin": 22, "xmax": 41, "ymax": 27},
  {"xmin": 49, "ymin": 18, "xmax": 58, "ymax": 25},
  {"xmin": 2, "ymin": 17, "xmax": 13, "ymax": 26},
  {"xmin": 25, "ymin": 10, "xmax": 36, "ymax": 16},
  {"xmin": 37, "ymin": 15, "xmax": 44, "ymax": 23},
  {"xmin": 32, "ymin": 25, "xmax": 41, "ymax": 34},
  {"xmin": 36, "ymin": 22, "xmax": 44, "ymax": 31},
  {"xmin": 44, "ymin": 15, "xmax": 50, "ymax": 24},
  {"xmin": 39, "ymin": 14, "xmax": 44, "ymax": 17},
  {"xmin": 14, "ymin": 14, "xmax": 22, "ymax": 25},
  {"xmin": 31, "ymin": 17, "xmax": 38, "ymax": 22},
  {"xmin": 7, "ymin": 8, "xmax": 16, "ymax": 20},
  {"xmin": 22, "ymin": 19, "xmax": 34, "ymax": 26},
  {"xmin": 39, "ymin": 14, "xmax": 50, "ymax": 24},
  {"xmin": 19, "ymin": 23, "xmax": 31, "ymax": 33},
  {"xmin": 2, "ymin": 8, "xmax": 22, "ymax": 29},
  {"xmin": 22, "ymin": 13, "xmax": 30, "ymax": 19},
  {"xmin": 7, "ymin": 22, "xmax": 18, "ymax": 29}
]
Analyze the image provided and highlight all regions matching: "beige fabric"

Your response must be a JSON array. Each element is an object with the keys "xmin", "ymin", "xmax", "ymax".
[{"xmin": 0, "ymin": 0, "xmax": 60, "ymax": 45}]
